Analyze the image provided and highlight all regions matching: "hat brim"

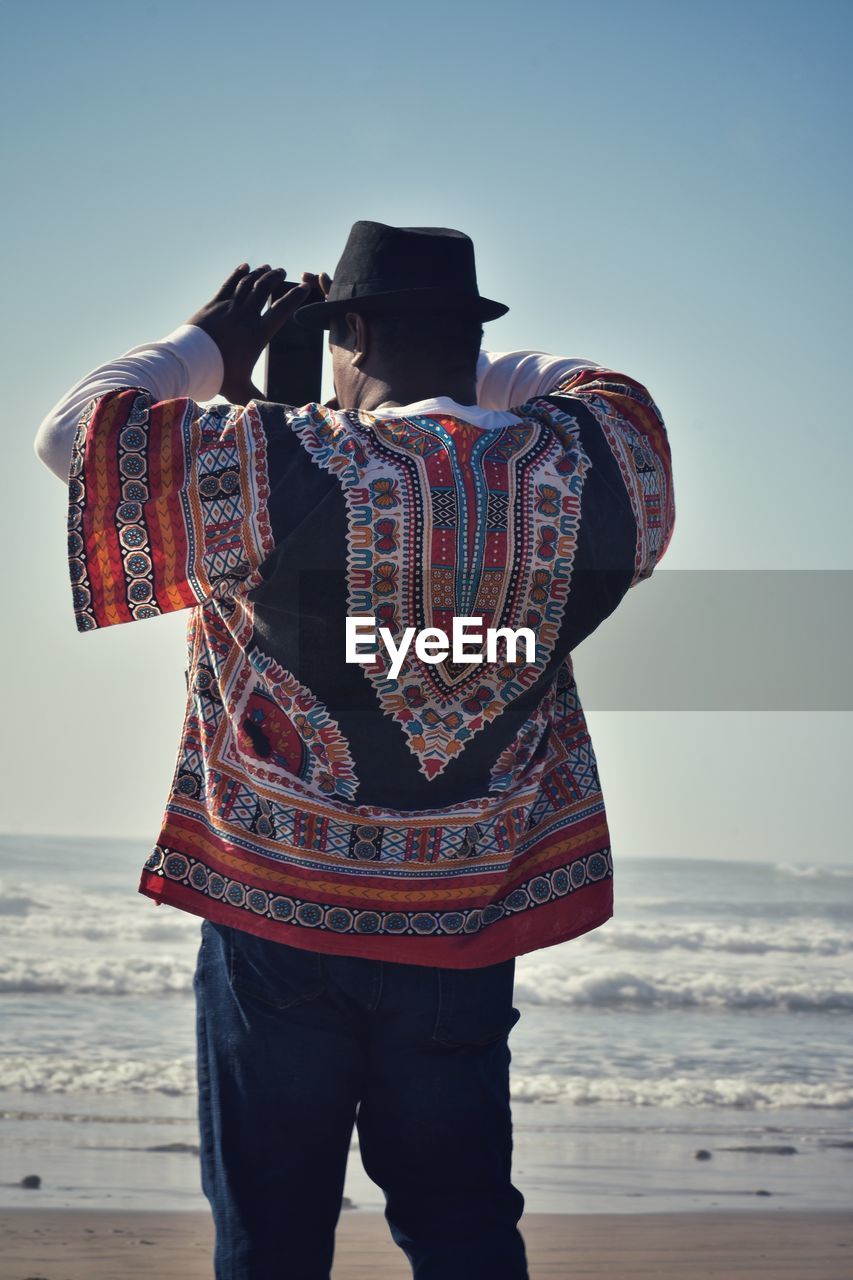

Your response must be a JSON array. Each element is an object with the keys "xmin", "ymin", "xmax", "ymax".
[{"xmin": 293, "ymin": 288, "xmax": 509, "ymax": 331}]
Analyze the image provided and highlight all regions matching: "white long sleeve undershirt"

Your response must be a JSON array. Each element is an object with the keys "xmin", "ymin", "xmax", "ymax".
[{"xmin": 33, "ymin": 324, "xmax": 602, "ymax": 482}]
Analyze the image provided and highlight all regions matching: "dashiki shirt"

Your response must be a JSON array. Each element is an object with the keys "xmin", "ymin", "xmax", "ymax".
[{"xmin": 66, "ymin": 368, "xmax": 674, "ymax": 967}]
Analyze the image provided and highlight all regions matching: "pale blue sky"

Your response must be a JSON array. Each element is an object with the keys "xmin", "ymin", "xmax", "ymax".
[{"xmin": 2, "ymin": 0, "xmax": 850, "ymax": 859}]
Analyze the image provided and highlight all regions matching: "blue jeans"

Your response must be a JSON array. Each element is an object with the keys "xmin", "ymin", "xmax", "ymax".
[{"xmin": 194, "ymin": 918, "xmax": 529, "ymax": 1280}]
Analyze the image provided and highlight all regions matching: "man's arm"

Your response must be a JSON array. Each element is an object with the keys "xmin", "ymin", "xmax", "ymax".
[
  {"xmin": 37, "ymin": 264, "xmax": 316, "ymax": 632},
  {"xmin": 476, "ymin": 347, "xmax": 675, "ymax": 584},
  {"xmin": 545, "ymin": 365, "xmax": 675, "ymax": 584},
  {"xmin": 33, "ymin": 324, "xmax": 225, "ymax": 482},
  {"xmin": 34, "ymin": 263, "xmax": 314, "ymax": 483},
  {"xmin": 476, "ymin": 349, "xmax": 604, "ymax": 410}
]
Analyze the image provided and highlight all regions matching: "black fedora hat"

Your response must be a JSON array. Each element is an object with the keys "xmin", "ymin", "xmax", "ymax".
[{"xmin": 293, "ymin": 221, "xmax": 509, "ymax": 330}]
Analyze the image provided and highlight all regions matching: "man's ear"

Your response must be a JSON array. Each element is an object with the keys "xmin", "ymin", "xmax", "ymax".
[{"xmin": 349, "ymin": 312, "xmax": 369, "ymax": 369}]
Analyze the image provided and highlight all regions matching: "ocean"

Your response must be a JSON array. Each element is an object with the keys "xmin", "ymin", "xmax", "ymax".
[{"xmin": 1, "ymin": 834, "xmax": 851, "ymax": 1214}]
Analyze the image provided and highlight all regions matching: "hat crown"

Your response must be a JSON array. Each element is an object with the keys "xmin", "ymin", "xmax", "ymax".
[
  {"xmin": 293, "ymin": 220, "xmax": 509, "ymax": 329},
  {"xmin": 329, "ymin": 222, "xmax": 479, "ymax": 299}
]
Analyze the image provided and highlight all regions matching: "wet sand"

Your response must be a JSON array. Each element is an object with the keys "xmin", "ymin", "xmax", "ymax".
[{"xmin": 0, "ymin": 1207, "xmax": 850, "ymax": 1278}]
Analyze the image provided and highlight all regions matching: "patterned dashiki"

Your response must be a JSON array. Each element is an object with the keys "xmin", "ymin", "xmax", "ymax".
[{"xmin": 66, "ymin": 367, "xmax": 674, "ymax": 967}]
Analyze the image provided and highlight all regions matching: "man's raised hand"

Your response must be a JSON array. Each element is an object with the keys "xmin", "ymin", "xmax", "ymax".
[{"xmin": 186, "ymin": 263, "xmax": 313, "ymax": 405}]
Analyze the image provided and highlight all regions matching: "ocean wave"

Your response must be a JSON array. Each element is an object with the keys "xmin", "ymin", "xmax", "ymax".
[
  {"xmin": 3, "ymin": 950, "xmax": 852, "ymax": 1011},
  {"xmin": 0, "ymin": 882, "xmax": 198, "ymax": 944},
  {"xmin": 510, "ymin": 1073, "xmax": 853, "ymax": 1110},
  {"xmin": 1, "ymin": 1055, "xmax": 850, "ymax": 1110},
  {"xmin": 0, "ymin": 1108, "xmax": 187, "ymax": 1124},
  {"xmin": 0, "ymin": 956, "xmax": 193, "ymax": 997},
  {"xmin": 0, "ymin": 1057, "xmax": 195, "ymax": 1095},
  {"xmin": 0, "ymin": 890, "xmax": 47, "ymax": 918},
  {"xmin": 774, "ymin": 863, "xmax": 853, "ymax": 880},
  {"xmin": 513, "ymin": 965, "xmax": 853, "ymax": 1012},
  {"xmin": 594, "ymin": 920, "xmax": 853, "ymax": 957}
]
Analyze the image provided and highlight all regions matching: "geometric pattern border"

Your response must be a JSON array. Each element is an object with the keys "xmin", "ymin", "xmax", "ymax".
[{"xmin": 143, "ymin": 844, "xmax": 612, "ymax": 939}]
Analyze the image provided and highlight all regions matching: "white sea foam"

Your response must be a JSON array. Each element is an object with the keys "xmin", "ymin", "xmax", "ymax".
[
  {"xmin": 1, "ymin": 1054, "xmax": 850, "ymax": 1110},
  {"xmin": 2, "ymin": 951, "xmax": 851, "ymax": 1011},
  {"xmin": 0, "ymin": 881, "xmax": 196, "ymax": 936},
  {"xmin": 774, "ymin": 862, "xmax": 853, "ymax": 880},
  {"xmin": 513, "ymin": 964, "xmax": 853, "ymax": 1012},
  {"xmin": 2, "ymin": 935, "xmax": 852, "ymax": 1010},
  {"xmin": 591, "ymin": 919, "xmax": 853, "ymax": 956},
  {"xmin": 0, "ymin": 1056, "xmax": 195, "ymax": 1095},
  {"xmin": 0, "ymin": 955, "xmax": 193, "ymax": 997},
  {"xmin": 0, "ymin": 1108, "xmax": 187, "ymax": 1124},
  {"xmin": 509, "ymin": 1072, "xmax": 853, "ymax": 1110},
  {"xmin": 0, "ymin": 889, "xmax": 46, "ymax": 917}
]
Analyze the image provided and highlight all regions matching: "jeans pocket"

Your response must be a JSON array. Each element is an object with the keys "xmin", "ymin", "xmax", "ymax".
[
  {"xmin": 226, "ymin": 923, "xmax": 328, "ymax": 1011},
  {"xmin": 431, "ymin": 957, "xmax": 521, "ymax": 1047}
]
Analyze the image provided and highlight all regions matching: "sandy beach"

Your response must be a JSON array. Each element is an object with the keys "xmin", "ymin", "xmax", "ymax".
[{"xmin": 0, "ymin": 1207, "xmax": 850, "ymax": 1279}]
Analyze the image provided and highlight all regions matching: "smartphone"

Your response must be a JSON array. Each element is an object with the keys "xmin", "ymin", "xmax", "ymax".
[{"xmin": 264, "ymin": 280, "xmax": 325, "ymax": 406}]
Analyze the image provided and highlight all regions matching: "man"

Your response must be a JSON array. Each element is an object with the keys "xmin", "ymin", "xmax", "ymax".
[{"xmin": 34, "ymin": 221, "xmax": 675, "ymax": 1280}]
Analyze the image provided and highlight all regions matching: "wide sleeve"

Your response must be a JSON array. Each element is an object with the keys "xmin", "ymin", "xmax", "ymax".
[
  {"xmin": 34, "ymin": 323, "xmax": 224, "ymax": 483},
  {"xmin": 67, "ymin": 386, "xmax": 277, "ymax": 631},
  {"xmin": 542, "ymin": 365, "xmax": 675, "ymax": 586}
]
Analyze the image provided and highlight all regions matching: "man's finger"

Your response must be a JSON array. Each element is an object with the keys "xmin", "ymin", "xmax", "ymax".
[
  {"xmin": 214, "ymin": 263, "xmax": 250, "ymax": 300},
  {"xmin": 258, "ymin": 271, "xmax": 295, "ymax": 314},
  {"xmin": 251, "ymin": 267, "xmax": 287, "ymax": 301},
  {"xmin": 233, "ymin": 265, "xmax": 271, "ymax": 300},
  {"xmin": 299, "ymin": 271, "xmax": 330, "ymax": 297},
  {"xmin": 262, "ymin": 282, "xmax": 313, "ymax": 338}
]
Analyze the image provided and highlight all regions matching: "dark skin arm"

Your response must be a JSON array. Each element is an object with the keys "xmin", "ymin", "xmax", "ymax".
[{"xmin": 185, "ymin": 263, "xmax": 314, "ymax": 405}]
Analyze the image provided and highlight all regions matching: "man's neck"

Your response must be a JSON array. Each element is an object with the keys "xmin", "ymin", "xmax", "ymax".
[{"xmin": 351, "ymin": 374, "xmax": 478, "ymax": 414}]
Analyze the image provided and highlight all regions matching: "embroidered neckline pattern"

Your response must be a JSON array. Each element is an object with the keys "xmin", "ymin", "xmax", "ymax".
[{"xmin": 288, "ymin": 402, "xmax": 591, "ymax": 779}]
